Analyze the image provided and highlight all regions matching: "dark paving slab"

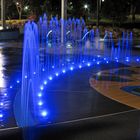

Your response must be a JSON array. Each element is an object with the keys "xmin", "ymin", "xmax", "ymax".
[
  {"xmin": 44, "ymin": 89, "xmax": 133, "ymax": 124},
  {"xmin": 38, "ymin": 109, "xmax": 140, "ymax": 140}
]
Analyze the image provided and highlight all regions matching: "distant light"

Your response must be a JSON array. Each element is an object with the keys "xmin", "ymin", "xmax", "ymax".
[
  {"xmin": 41, "ymin": 110, "xmax": 48, "ymax": 117},
  {"xmin": 24, "ymin": 6, "xmax": 28, "ymax": 10},
  {"xmin": 38, "ymin": 101, "xmax": 43, "ymax": 106},
  {"xmin": 0, "ymin": 26, "xmax": 3, "ymax": 30},
  {"xmin": 84, "ymin": 4, "xmax": 88, "ymax": 9},
  {"xmin": 104, "ymin": 58, "xmax": 107, "ymax": 60},
  {"xmin": 97, "ymin": 55, "xmax": 100, "ymax": 58},
  {"xmin": 25, "ymin": 75, "xmax": 27, "ymax": 79},
  {"xmin": 136, "ymin": 59, "xmax": 139, "ymax": 62},
  {"xmin": 10, "ymin": 86, "xmax": 13, "ymax": 89},
  {"xmin": 16, "ymin": 2, "xmax": 19, "ymax": 5},
  {"xmin": 33, "ymin": 72, "xmax": 36, "ymax": 75},
  {"xmin": 102, "ymin": 0, "xmax": 105, "ymax": 2},
  {"xmin": 42, "ymin": 68, "xmax": 45, "ymax": 72},
  {"xmin": 52, "ymin": 66, "xmax": 55, "ymax": 69},
  {"xmin": 106, "ymin": 61, "xmax": 109, "ymax": 63},
  {"xmin": 97, "ymin": 72, "xmax": 101, "ymax": 76},
  {"xmin": 49, "ymin": 76, "xmax": 53, "ymax": 80},
  {"xmin": 17, "ymin": 80, "xmax": 20, "ymax": 83}
]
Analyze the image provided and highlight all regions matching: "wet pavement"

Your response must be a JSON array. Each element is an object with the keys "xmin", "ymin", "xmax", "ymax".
[{"xmin": 0, "ymin": 41, "xmax": 140, "ymax": 139}]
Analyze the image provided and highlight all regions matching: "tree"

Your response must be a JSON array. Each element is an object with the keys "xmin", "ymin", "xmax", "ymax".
[
  {"xmin": 102, "ymin": 0, "xmax": 129, "ymax": 25},
  {"xmin": 13, "ymin": 0, "xmax": 29, "ymax": 19},
  {"xmin": 128, "ymin": 0, "xmax": 139, "ymax": 23}
]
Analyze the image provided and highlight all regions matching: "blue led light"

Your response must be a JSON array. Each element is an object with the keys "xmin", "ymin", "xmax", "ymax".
[
  {"xmin": 55, "ymin": 73, "xmax": 59, "ymax": 76},
  {"xmin": 52, "ymin": 66, "xmax": 55, "ymax": 69},
  {"xmin": 38, "ymin": 93, "xmax": 42, "ymax": 97},
  {"xmin": 0, "ymin": 114, "xmax": 3, "ymax": 118},
  {"xmin": 38, "ymin": 101, "xmax": 43, "ymax": 106},
  {"xmin": 4, "ymin": 93, "xmax": 7, "ymax": 96},
  {"xmin": 62, "ymin": 69, "xmax": 66, "ymax": 73},
  {"xmin": 25, "ymin": 75, "xmax": 27, "ymax": 79},
  {"xmin": 97, "ymin": 62, "xmax": 100, "ymax": 65},
  {"xmin": 41, "ymin": 110, "xmax": 48, "ymax": 117},
  {"xmin": 136, "ymin": 59, "xmax": 139, "ymax": 62},
  {"xmin": 40, "ymin": 85, "xmax": 44, "ymax": 91},
  {"xmin": 104, "ymin": 58, "xmax": 107, "ymax": 60},
  {"xmin": 0, "ymin": 102, "xmax": 4, "ymax": 106},
  {"xmin": 87, "ymin": 63, "xmax": 91, "ymax": 67},
  {"xmin": 33, "ymin": 72, "xmax": 36, "ymax": 75},
  {"xmin": 44, "ymin": 80, "xmax": 47, "ymax": 85},
  {"xmin": 106, "ymin": 61, "xmax": 109, "ymax": 64},
  {"xmin": 79, "ymin": 65, "xmax": 82, "ymax": 69},
  {"xmin": 17, "ymin": 80, "xmax": 20, "ymax": 83},
  {"xmin": 49, "ymin": 76, "xmax": 53, "ymax": 80},
  {"xmin": 10, "ymin": 86, "xmax": 13, "ymax": 89},
  {"xmin": 70, "ymin": 67, "xmax": 74, "ymax": 71},
  {"xmin": 126, "ymin": 57, "xmax": 130, "ymax": 62}
]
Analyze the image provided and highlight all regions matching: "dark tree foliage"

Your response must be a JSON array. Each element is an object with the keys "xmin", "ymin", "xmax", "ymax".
[
  {"xmin": 102, "ymin": 0, "xmax": 129, "ymax": 24},
  {"xmin": 41, "ymin": 0, "xmax": 61, "ymax": 18},
  {"xmin": 4, "ymin": 0, "xmax": 140, "ymax": 21},
  {"xmin": 128, "ymin": 0, "xmax": 140, "ymax": 23}
]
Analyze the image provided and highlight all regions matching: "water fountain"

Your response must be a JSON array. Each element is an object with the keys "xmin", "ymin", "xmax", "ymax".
[{"xmin": 13, "ymin": 14, "xmax": 135, "ymax": 130}]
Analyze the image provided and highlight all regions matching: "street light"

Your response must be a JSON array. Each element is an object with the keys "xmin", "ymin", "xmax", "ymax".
[
  {"xmin": 24, "ymin": 6, "xmax": 28, "ymax": 11},
  {"xmin": 84, "ymin": 4, "xmax": 89, "ymax": 21},
  {"xmin": 16, "ymin": 2, "xmax": 19, "ymax": 5},
  {"xmin": 84, "ymin": 4, "xmax": 88, "ymax": 9}
]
